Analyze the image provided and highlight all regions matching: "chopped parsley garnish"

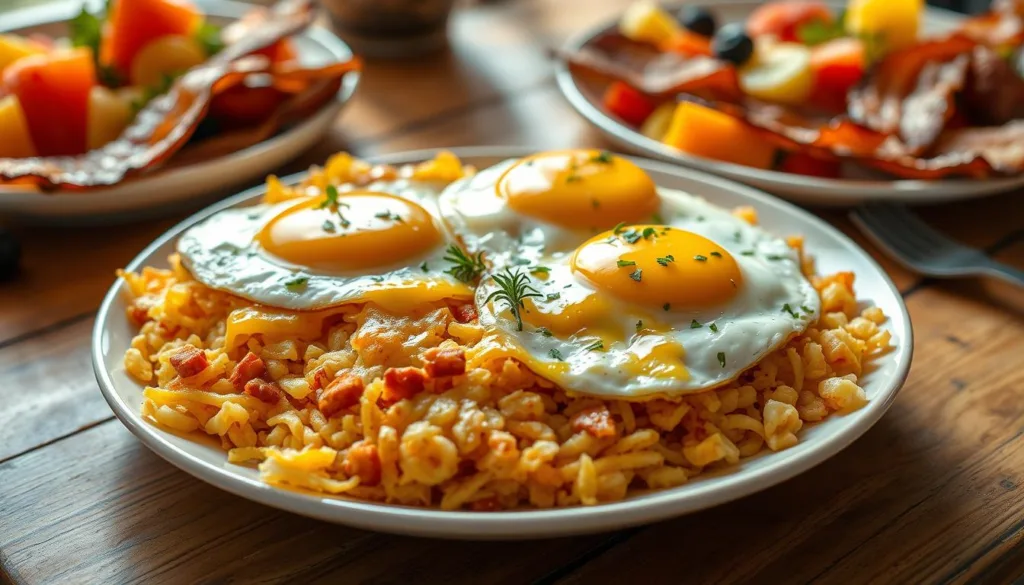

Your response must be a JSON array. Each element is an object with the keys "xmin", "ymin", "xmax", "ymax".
[
  {"xmin": 642, "ymin": 227, "xmax": 657, "ymax": 240},
  {"xmin": 548, "ymin": 348, "xmax": 563, "ymax": 361},
  {"xmin": 801, "ymin": 305, "xmax": 815, "ymax": 315},
  {"xmin": 374, "ymin": 210, "xmax": 403, "ymax": 222},
  {"xmin": 740, "ymin": 250, "xmax": 755, "ymax": 256},
  {"xmin": 591, "ymin": 151, "xmax": 613, "ymax": 164},
  {"xmin": 663, "ymin": 303, "xmax": 671, "ymax": 311},
  {"xmin": 709, "ymin": 323, "xmax": 719, "ymax": 333},
  {"xmin": 617, "ymin": 259, "xmax": 637, "ymax": 267},
  {"xmin": 629, "ymin": 268, "xmax": 642, "ymax": 282},
  {"xmin": 443, "ymin": 244, "xmax": 486, "ymax": 283},
  {"xmin": 656, "ymin": 255, "xmax": 675, "ymax": 266},
  {"xmin": 622, "ymin": 230, "xmax": 642, "ymax": 244},
  {"xmin": 485, "ymin": 268, "xmax": 542, "ymax": 331},
  {"xmin": 710, "ymin": 251, "xmax": 722, "ymax": 258},
  {"xmin": 765, "ymin": 254, "xmax": 786, "ymax": 261},
  {"xmin": 690, "ymin": 319, "xmax": 702, "ymax": 329},
  {"xmin": 696, "ymin": 216, "xmax": 705, "ymax": 222},
  {"xmin": 782, "ymin": 303, "xmax": 799, "ymax": 318},
  {"xmin": 370, "ymin": 276, "xmax": 385, "ymax": 283},
  {"xmin": 546, "ymin": 292, "xmax": 561, "ymax": 301},
  {"xmin": 530, "ymin": 266, "xmax": 551, "ymax": 276},
  {"xmin": 317, "ymin": 185, "xmax": 340, "ymax": 209},
  {"xmin": 584, "ymin": 340, "xmax": 604, "ymax": 352},
  {"xmin": 636, "ymin": 320, "xmax": 643, "ymax": 332},
  {"xmin": 420, "ymin": 261, "xmax": 429, "ymax": 272},
  {"xmin": 733, "ymin": 231, "xmax": 742, "ymax": 242},
  {"xmin": 284, "ymin": 276, "xmax": 308, "ymax": 291},
  {"xmin": 613, "ymin": 222, "xmax": 627, "ymax": 235},
  {"xmin": 322, "ymin": 220, "xmax": 336, "ymax": 232},
  {"xmin": 717, "ymin": 352, "xmax": 727, "ymax": 368},
  {"xmin": 537, "ymin": 327, "xmax": 553, "ymax": 337},
  {"xmin": 694, "ymin": 255, "xmax": 707, "ymax": 262},
  {"xmin": 194, "ymin": 20, "xmax": 225, "ymax": 56}
]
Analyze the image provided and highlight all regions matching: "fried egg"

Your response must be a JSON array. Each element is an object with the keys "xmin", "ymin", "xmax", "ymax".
[
  {"xmin": 439, "ymin": 149, "xmax": 663, "ymax": 265},
  {"xmin": 460, "ymin": 151, "xmax": 820, "ymax": 399},
  {"xmin": 178, "ymin": 178, "xmax": 473, "ymax": 311}
]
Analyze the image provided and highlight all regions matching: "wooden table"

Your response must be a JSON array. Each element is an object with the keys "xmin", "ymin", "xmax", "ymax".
[{"xmin": 2, "ymin": 1, "xmax": 1024, "ymax": 583}]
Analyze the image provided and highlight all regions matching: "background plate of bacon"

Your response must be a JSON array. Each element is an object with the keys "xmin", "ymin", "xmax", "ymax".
[
  {"xmin": 0, "ymin": 0, "xmax": 361, "ymax": 222},
  {"xmin": 555, "ymin": 0, "xmax": 1024, "ymax": 205}
]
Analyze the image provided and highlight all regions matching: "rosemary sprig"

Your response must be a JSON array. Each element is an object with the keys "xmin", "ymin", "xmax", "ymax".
[
  {"xmin": 443, "ymin": 244, "xmax": 486, "ymax": 283},
  {"xmin": 485, "ymin": 268, "xmax": 542, "ymax": 331}
]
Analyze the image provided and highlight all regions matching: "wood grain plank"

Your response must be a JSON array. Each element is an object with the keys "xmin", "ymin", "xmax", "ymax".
[
  {"xmin": 0, "ymin": 317, "xmax": 110, "ymax": 463},
  {"xmin": 550, "ymin": 283, "xmax": 1024, "ymax": 585},
  {"xmin": 0, "ymin": 421, "xmax": 612, "ymax": 585}
]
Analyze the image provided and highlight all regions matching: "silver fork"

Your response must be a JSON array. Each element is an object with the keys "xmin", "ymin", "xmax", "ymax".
[{"xmin": 850, "ymin": 204, "xmax": 1024, "ymax": 288}]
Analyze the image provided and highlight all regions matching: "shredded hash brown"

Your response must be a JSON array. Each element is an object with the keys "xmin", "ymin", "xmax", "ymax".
[{"xmin": 119, "ymin": 154, "xmax": 893, "ymax": 510}]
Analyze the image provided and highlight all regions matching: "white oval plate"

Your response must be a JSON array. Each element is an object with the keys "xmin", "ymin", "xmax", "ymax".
[
  {"xmin": 93, "ymin": 147, "xmax": 913, "ymax": 539},
  {"xmin": 0, "ymin": 0, "xmax": 360, "ymax": 223},
  {"xmin": 555, "ymin": 1, "xmax": 1024, "ymax": 206}
]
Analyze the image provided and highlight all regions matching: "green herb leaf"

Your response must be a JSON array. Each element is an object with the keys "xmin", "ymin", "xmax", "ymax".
[
  {"xmin": 629, "ymin": 268, "xmax": 642, "ymax": 282},
  {"xmin": 694, "ymin": 255, "xmax": 707, "ymax": 262},
  {"xmin": 616, "ymin": 259, "xmax": 636, "ymax": 267},
  {"xmin": 322, "ymin": 220, "xmax": 336, "ymax": 232},
  {"xmin": 636, "ymin": 320, "xmax": 643, "ymax": 332},
  {"xmin": 801, "ymin": 305, "xmax": 815, "ymax": 315},
  {"xmin": 591, "ymin": 151, "xmax": 613, "ymax": 164},
  {"xmin": 796, "ymin": 11, "xmax": 846, "ymax": 46},
  {"xmin": 782, "ymin": 303, "xmax": 799, "ymax": 318},
  {"xmin": 642, "ymin": 227, "xmax": 657, "ymax": 240},
  {"xmin": 656, "ymin": 255, "xmax": 675, "ymax": 266},
  {"xmin": 285, "ymin": 276, "xmax": 308, "ymax": 291},
  {"xmin": 69, "ymin": 6, "xmax": 103, "ymax": 58},
  {"xmin": 622, "ymin": 229, "xmax": 642, "ymax": 244},
  {"xmin": 709, "ymin": 322, "xmax": 718, "ymax": 333},
  {"xmin": 690, "ymin": 319, "xmax": 702, "ymax": 329},
  {"xmin": 318, "ymin": 185, "xmax": 340, "ymax": 209},
  {"xmin": 537, "ymin": 327, "xmax": 553, "ymax": 337},
  {"xmin": 710, "ymin": 251, "xmax": 722, "ymax": 258},
  {"xmin": 740, "ymin": 250, "xmax": 755, "ymax": 256},
  {"xmin": 485, "ymin": 268, "xmax": 542, "ymax": 331},
  {"xmin": 444, "ymin": 244, "xmax": 487, "ymax": 283},
  {"xmin": 545, "ymin": 292, "xmax": 561, "ymax": 301},
  {"xmin": 613, "ymin": 222, "xmax": 626, "ymax": 235},
  {"xmin": 584, "ymin": 340, "xmax": 604, "ymax": 352},
  {"xmin": 420, "ymin": 261, "xmax": 429, "ymax": 272},
  {"xmin": 765, "ymin": 254, "xmax": 786, "ymax": 261},
  {"xmin": 194, "ymin": 20, "xmax": 225, "ymax": 56},
  {"xmin": 717, "ymin": 352, "xmax": 726, "ymax": 368},
  {"xmin": 548, "ymin": 348, "xmax": 563, "ymax": 361},
  {"xmin": 530, "ymin": 266, "xmax": 551, "ymax": 276}
]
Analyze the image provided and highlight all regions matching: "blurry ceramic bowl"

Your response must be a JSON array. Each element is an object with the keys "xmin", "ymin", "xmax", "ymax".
[{"xmin": 318, "ymin": 0, "xmax": 457, "ymax": 58}]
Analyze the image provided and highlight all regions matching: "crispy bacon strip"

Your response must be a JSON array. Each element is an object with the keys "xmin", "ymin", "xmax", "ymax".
[
  {"xmin": 0, "ymin": 0, "xmax": 361, "ymax": 190},
  {"xmin": 555, "ymin": 33, "xmax": 740, "ymax": 101}
]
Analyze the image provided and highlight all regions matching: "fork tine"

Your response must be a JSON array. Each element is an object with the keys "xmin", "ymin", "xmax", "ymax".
[
  {"xmin": 854, "ymin": 205, "xmax": 930, "ymax": 258},
  {"xmin": 871, "ymin": 205, "xmax": 963, "ymax": 250}
]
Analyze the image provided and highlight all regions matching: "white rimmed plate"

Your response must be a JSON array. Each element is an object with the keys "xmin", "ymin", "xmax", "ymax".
[
  {"xmin": 555, "ymin": 1, "xmax": 1024, "ymax": 205},
  {"xmin": 0, "ymin": 0, "xmax": 360, "ymax": 223},
  {"xmin": 92, "ymin": 146, "xmax": 913, "ymax": 539}
]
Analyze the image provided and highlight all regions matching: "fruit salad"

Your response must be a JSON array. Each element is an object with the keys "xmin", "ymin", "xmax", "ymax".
[
  {"xmin": 561, "ymin": 0, "xmax": 1024, "ymax": 180},
  {"xmin": 0, "ymin": 0, "xmax": 360, "ymax": 190}
]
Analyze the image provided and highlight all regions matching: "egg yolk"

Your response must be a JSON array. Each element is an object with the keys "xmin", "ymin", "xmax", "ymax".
[
  {"xmin": 257, "ymin": 191, "xmax": 442, "ymax": 272},
  {"xmin": 571, "ymin": 226, "xmax": 742, "ymax": 308},
  {"xmin": 496, "ymin": 149, "xmax": 660, "ymax": 230}
]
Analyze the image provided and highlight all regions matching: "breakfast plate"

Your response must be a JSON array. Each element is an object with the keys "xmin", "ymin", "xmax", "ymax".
[
  {"xmin": 0, "ymin": 0, "xmax": 360, "ymax": 223},
  {"xmin": 93, "ymin": 146, "xmax": 912, "ymax": 538},
  {"xmin": 554, "ymin": 0, "xmax": 1024, "ymax": 205}
]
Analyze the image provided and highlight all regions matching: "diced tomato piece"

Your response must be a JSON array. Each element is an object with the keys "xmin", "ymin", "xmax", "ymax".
[
  {"xmin": 659, "ymin": 30, "xmax": 712, "ymax": 57},
  {"xmin": 2, "ymin": 48, "xmax": 95, "ymax": 156},
  {"xmin": 662, "ymin": 101, "xmax": 777, "ymax": 169},
  {"xmin": 808, "ymin": 37, "xmax": 866, "ymax": 112},
  {"xmin": 100, "ymin": 0, "xmax": 201, "ymax": 77},
  {"xmin": 747, "ymin": 0, "xmax": 834, "ymax": 42},
  {"xmin": 603, "ymin": 81, "xmax": 658, "ymax": 127},
  {"xmin": 778, "ymin": 151, "xmax": 841, "ymax": 178}
]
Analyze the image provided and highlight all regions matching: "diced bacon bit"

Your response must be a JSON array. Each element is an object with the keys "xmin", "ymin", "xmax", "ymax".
[
  {"xmin": 570, "ymin": 405, "xmax": 617, "ymax": 439},
  {"xmin": 381, "ymin": 366, "xmax": 426, "ymax": 404},
  {"xmin": 229, "ymin": 352, "xmax": 266, "ymax": 390},
  {"xmin": 343, "ymin": 442, "xmax": 382, "ymax": 486},
  {"xmin": 244, "ymin": 378, "xmax": 282, "ymax": 404},
  {"xmin": 157, "ymin": 321, "xmax": 181, "ymax": 338},
  {"xmin": 469, "ymin": 497, "xmax": 502, "ymax": 511},
  {"xmin": 309, "ymin": 366, "xmax": 330, "ymax": 391},
  {"xmin": 449, "ymin": 302, "xmax": 478, "ymax": 323},
  {"xmin": 422, "ymin": 347, "xmax": 467, "ymax": 378},
  {"xmin": 169, "ymin": 344, "xmax": 209, "ymax": 378},
  {"xmin": 126, "ymin": 298, "xmax": 156, "ymax": 327},
  {"xmin": 318, "ymin": 373, "xmax": 364, "ymax": 417}
]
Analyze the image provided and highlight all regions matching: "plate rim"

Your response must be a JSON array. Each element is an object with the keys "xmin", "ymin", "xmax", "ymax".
[
  {"xmin": 0, "ymin": 0, "xmax": 362, "ymax": 200},
  {"xmin": 91, "ymin": 145, "xmax": 914, "ymax": 538},
  {"xmin": 552, "ymin": 0, "xmax": 1024, "ymax": 204}
]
